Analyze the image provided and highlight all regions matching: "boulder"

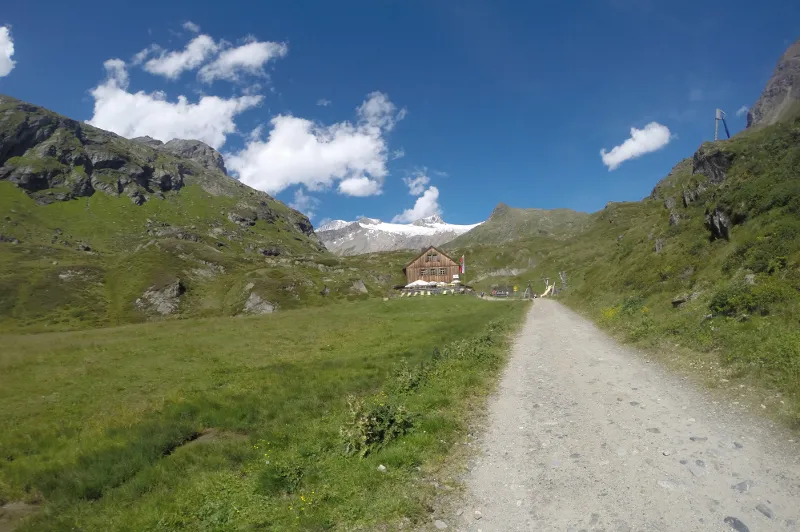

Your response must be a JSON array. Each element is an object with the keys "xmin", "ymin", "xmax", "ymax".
[
  {"xmin": 351, "ymin": 279, "xmax": 368, "ymax": 294},
  {"xmin": 669, "ymin": 211, "xmax": 681, "ymax": 226},
  {"xmin": 242, "ymin": 291, "xmax": 275, "ymax": 314},
  {"xmin": 654, "ymin": 238, "xmax": 665, "ymax": 254},
  {"xmin": 135, "ymin": 279, "xmax": 185, "ymax": 315}
]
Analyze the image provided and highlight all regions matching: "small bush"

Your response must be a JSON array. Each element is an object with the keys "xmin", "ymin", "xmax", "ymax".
[
  {"xmin": 340, "ymin": 395, "xmax": 414, "ymax": 457},
  {"xmin": 709, "ymin": 278, "xmax": 793, "ymax": 317}
]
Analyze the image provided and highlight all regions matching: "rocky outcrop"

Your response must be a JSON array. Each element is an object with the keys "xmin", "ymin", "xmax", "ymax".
[
  {"xmin": 243, "ymin": 292, "xmax": 275, "ymax": 314},
  {"xmin": 747, "ymin": 39, "xmax": 800, "ymax": 128},
  {"xmin": 351, "ymin": 279, "xmax": 368, "ymax": 294},
  {"xmin": 692, "ymin": 145, "xmax": 733, "ymax": 185},
  {"xmin": 162, "ymin": 139, "xmax": 227, "ymax": 175},
  {"xmin": 682, "ymin": 181, "xmax": 707, "ymax": 207},
  {"xmin": 705, "ymin": 207, "xmax": 731, "ymax": 241},
  {"xmin": 135, "ymin": 279, "xmax": 185, "ymax": 315}
]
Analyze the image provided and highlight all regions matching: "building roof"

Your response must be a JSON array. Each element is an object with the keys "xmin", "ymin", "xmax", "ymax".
[{"xmin": 402, "ymin": 246, "xmax": 457, "ymax": 272}]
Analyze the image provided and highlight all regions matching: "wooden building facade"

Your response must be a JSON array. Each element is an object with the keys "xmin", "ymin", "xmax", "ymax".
[{"xmin": 403, "ymin": 246, "xmax": 460, "ymax": 284}]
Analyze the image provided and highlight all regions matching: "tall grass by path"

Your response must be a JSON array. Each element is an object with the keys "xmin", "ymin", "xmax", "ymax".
[{"xmin": 0, "ymin": 297, "xmax": 526, "ymax": 530}]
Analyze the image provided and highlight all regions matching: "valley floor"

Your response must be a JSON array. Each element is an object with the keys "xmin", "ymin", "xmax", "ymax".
[{"xmin": 448, "ymin": 300, "xmax": 800, "ymax": 531}]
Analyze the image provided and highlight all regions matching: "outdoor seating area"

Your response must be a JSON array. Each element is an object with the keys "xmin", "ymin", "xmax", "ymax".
[{"xmin": 398, "ymin": 279, "xmax": 471, "ymax": 297}]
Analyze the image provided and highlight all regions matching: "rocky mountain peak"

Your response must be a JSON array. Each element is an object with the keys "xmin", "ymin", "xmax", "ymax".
[
  {"xmin": 489, "ymin": 202, "xmax": 511, "ymax": 219},
  {"xmin": 358, "ymin": 217, "xmax": 382, "ymax": 225},
  {"xmin": 161, "ymin": 139, "xmax": 227, "ymax": 175},
  {"xmin": 747, "ymin": 38, "xmax": 800, "ymax": 128},
  {"xmin": 131, "ymin": 136, "xmax": 164, "ymax": 148},
  {"xmin": 412, "ymin": 214, "xmax": 445, "ymax": 226}
]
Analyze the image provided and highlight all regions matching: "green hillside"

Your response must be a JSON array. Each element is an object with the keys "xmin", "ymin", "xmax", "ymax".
[
  {"xmin": 448, "ymin": 203, "xmax": 590, "ymax": 247},
  {"xmin": 450, "ymin": 116, "xmax": 800, "ymax": 424},
  {"xmin": 0, "ymin": 95, "xmax": 402, "ymax": 331}
]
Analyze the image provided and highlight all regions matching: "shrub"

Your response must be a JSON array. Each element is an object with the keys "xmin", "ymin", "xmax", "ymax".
[
  {"xmin": 340, "ymin": 395, "xmax": 414, "ymax": 457},
  {"xmin": 709, "ymin": 278, "xmax": 793, "ymax": 317}
]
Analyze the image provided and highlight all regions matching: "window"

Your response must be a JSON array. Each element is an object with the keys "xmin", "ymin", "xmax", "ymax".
[
  {"xmin": 439, "ymin": 268, "xmax": 446, "ymax": 275},
  {"xmin": 420, "ymin": 268, "xmax": 427, "ymax": 275}
]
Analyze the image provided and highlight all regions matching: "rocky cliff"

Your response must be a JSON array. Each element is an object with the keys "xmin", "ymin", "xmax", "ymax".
[{"xmin": 747, "ymin": 38, "xmax": 800, "ymax": 128}]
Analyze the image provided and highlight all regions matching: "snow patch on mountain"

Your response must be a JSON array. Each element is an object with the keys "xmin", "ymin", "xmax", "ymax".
[{"xmin": 316, "ymin": 215, "xmax": 482, "ymax": 255}]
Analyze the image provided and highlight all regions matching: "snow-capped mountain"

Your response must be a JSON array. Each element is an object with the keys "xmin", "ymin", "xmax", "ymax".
[{"xmin": 316, "ymin": 215, "xmax": 482, "ymax": 255}]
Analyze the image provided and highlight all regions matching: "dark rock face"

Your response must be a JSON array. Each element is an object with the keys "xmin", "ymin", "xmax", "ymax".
[
  {"xmin": 682, "ymin": 182, "xmax": 707, "ymax": 207},
  {"xmin": 705, "ymin": 207, "xmax": 731, "ymax": 240},
  {"xmin": 162, "ymin": 139, "xmax": 227, "ymax": 175},
  {"xmin": 0, "ymin": 95, "xmax": 187, "ymax": 203},
  {"xmin": 693, "ymin": 145, "xmax": 733, "ymax": 185},
  {"xmin": 747, "ymin": 39, "xmax": 800, "ymax": 128}
]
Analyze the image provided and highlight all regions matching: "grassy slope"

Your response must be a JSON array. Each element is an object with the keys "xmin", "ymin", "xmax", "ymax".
[
  {"xmin": 0, "ymin": 182, "xmax": 407, "ymax": 331},
  {"xmin": 448, "ymin": 203, "xmax": 590, "ymax": 248},
  {"xmin": 448, "ymin": 116, "xmax": 800, "ymax": 425},
  {"xmin": 0, "ymin": 297, "xmax": 527, "ymax": 530}
]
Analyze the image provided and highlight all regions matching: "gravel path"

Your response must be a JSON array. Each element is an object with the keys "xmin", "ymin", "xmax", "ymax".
[{"xmin": 450, "ymin": 300, "xmax": 800, "ymax": 531}]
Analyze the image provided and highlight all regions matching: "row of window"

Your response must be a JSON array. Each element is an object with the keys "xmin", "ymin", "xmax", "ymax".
[
  {"xmin": 424, "ymin": 253, "xmax": 440, "ymax": 262},
  {"xmin": 420, "ymin": 268, "xmax": 448, "ymax": 276}
]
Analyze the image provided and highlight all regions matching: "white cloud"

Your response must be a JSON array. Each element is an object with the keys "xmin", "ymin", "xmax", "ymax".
[
  {"xmin": 357, "ymin": 91, "xmax": 405, "ymax": 131},
  {"xmin": 391, "ymin": 148, "xmax": 405, "ymax": 160},
  {"xmin": 392, "ymin": 186, "xmax": 441, "ymax": 223},
  {"xmin": 403, "ymin": 170, "xmax": 430, "ymax": 196},
  {"xmin": 132, "ymin": 44, "xmax": 163, "ymax": 65},
  {"xmin": 198, "ymin": 38, "xmax": 288, "ymax": 83},
  {"xmin": 289, "ymin": 188, "xmax": 321, "ymax": 220},
  {"xmin": 142, "ymin": 34, "xmax": 218, "ymax": 79},
  {"xmin": 0, "ymin": 26, "xmax": 16, "ymax": 78},
  {"xmin": 736, "ymin": 105, "xmax": 749, "ymax": 117},
  {"xmin": 183, "ymin": 21, "xmax": 201, "ymax": 33},
  {"xmin": 338, "ymin": 176, "xmax": 382, "ymax": 196},
  {"xmin": 88, "ymin": 59, "xmax": 261, "ymax": 149},
  {"xmin": 600, "ymin": 122, "xmax": 672, "ymax": 171},
  {"xmin": 317, "ymin": 98, "xmax": 331, "ymax": 107},
  {"xmin": 226, "ymin": 91, "xmax": 404, "ymax": 196}
]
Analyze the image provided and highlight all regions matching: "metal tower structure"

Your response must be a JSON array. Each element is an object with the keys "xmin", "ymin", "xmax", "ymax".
[{"xmin": 715, "ymin": 109, "xmax": 731, "ymax": 141}]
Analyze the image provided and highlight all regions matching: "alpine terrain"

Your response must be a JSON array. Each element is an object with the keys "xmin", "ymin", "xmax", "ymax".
[
  {"xmin": 317, "ymin": 214, "xmax": 481, "ymax": 255},
  {"xmin": 0, "ymin": 95, "xmax": 401, "ymax": 331}
]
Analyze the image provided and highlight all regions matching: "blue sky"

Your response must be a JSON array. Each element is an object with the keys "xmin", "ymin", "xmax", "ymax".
[{"xmin": 0, "ymin": 0, "xmax": 797, "ymax": 225}]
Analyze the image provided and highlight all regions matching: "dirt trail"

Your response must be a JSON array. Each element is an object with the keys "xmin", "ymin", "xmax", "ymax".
[{"xmin": 452, "ymin": 300, "xmax": 800, "ymax": 531}]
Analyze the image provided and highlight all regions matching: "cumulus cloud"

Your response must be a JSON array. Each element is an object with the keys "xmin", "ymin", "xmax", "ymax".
[
  {"xmin": 226, "ymin": 91, "xmax": 404, "ymax": 196},
  {"xmin": 88, "ymin": 59, "xmax": 261, "ymax": 149},
  {"xmin": 0, "ymin": 26, "xmax": 16, "ymax": 77},
  {"xmin": 735, "ymin": 105, "xmax": 749, "ymax": 117},
  {"xmin": 392, "ymin": 186, "xmax": 441, "ymax": 223},
  {"xmin": 141, "ymin": 34, "xmax": 218, "ymax": 79},
  {"xmin": 289, "ymin": 188, "xmax": 321, "ymax": 220},
  {"xmin": 183, "ymin": 21, "xmax": 201, "ymax": 33},
  {"xmin": 316, "ymin": 98, "xmax": 331, "ymax": 107},
  {"xmin": 403, "ymin": 170, "xmax": 430, "ymax": 196},
  {"xmin": 600, "ymin": 122, "xmax": 672, "ymax": 171},
  {"xmin": 338, "ymin": 176, "xmax": 382, "ymax": 196},
  {"xmin": 198, "ymin": 38, "xmax": 288, "ymax": 83}
]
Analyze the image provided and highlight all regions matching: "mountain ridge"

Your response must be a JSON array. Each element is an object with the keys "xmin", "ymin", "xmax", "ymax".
[{"xmin": 317, "ymin": 214, "xmax": 481, "ymax": 255}]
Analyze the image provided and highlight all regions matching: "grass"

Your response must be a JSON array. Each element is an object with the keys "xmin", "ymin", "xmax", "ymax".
[{"xmin": 0, "ymin": 296, "xmax": 527, "ymax": 530}]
